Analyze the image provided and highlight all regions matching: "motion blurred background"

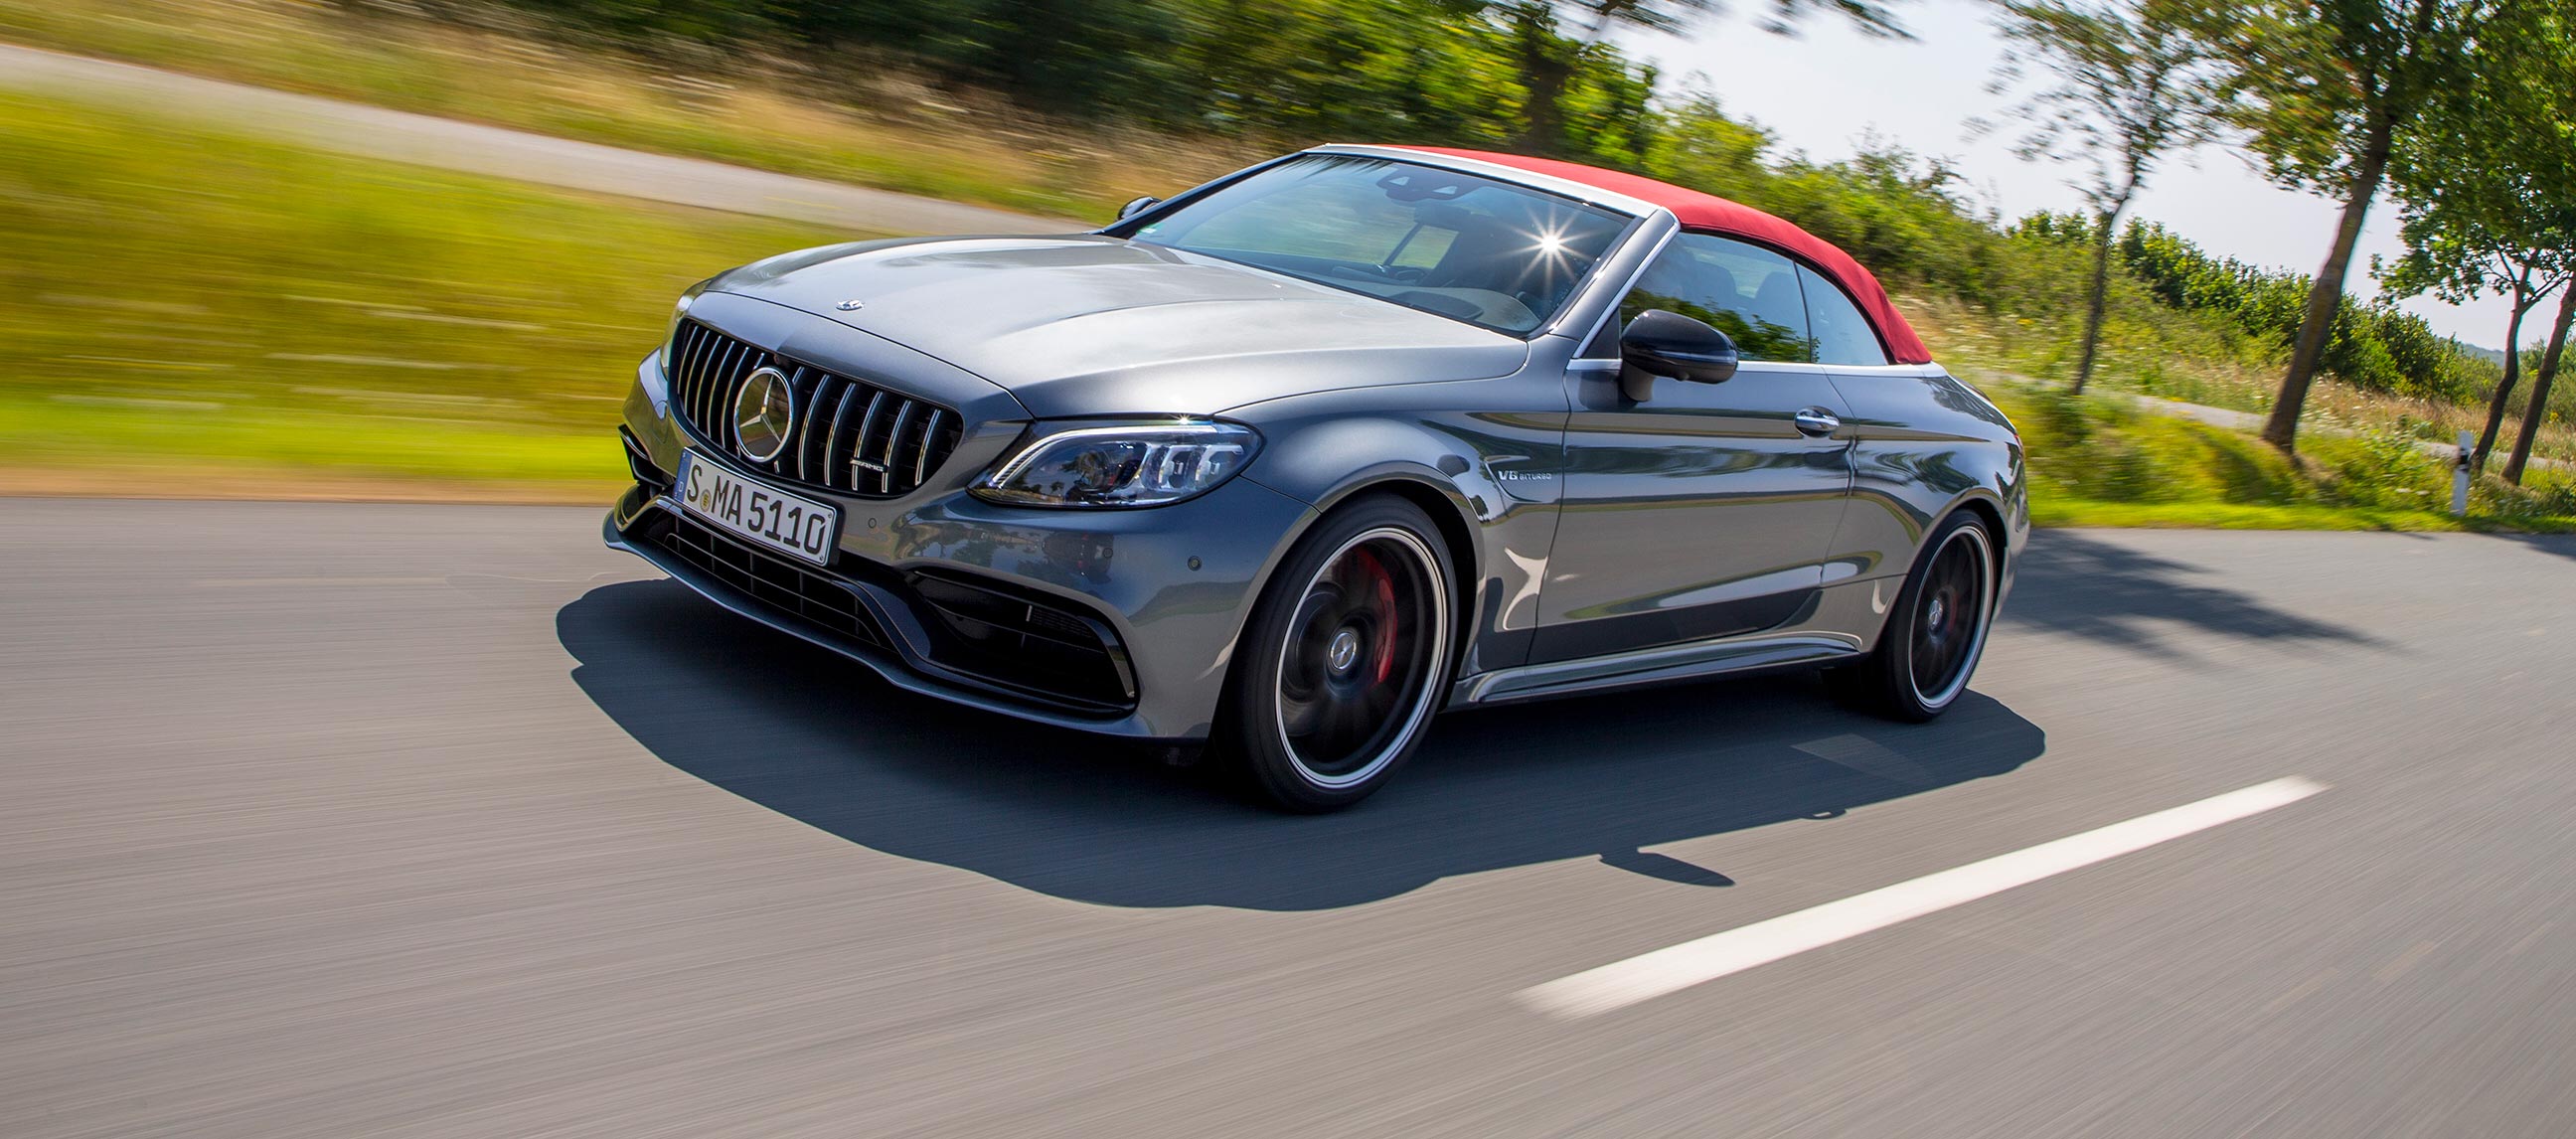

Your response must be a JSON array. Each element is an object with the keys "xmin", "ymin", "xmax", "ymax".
[{"xmin": 3, "ymin": 0, "xmax": 2571, "ymax": 528}]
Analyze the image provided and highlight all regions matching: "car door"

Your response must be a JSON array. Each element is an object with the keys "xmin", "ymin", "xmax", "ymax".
[{"xmin": 1533, "ymin": 233, "xmax": 1854, "ymax": 664}]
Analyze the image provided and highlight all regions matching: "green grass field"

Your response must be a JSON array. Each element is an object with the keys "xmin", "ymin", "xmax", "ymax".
[
  {"xmin": 0, "ymin": 0, "xmax": 1231, "ymax": 220},
  {"xmin": 0, "ymin": 88, "xmax": 847, "ymax": 492}
]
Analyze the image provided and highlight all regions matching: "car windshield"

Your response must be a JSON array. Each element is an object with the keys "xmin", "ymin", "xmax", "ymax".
[{"xmin": 1125, "ymin": 154, "xmax": 1632, "ymax": 335}]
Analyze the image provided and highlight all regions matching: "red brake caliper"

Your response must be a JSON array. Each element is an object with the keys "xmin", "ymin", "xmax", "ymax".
[{"xmin": 1353, "ymin": 549, "xmax": 1399, "ymax": 686}]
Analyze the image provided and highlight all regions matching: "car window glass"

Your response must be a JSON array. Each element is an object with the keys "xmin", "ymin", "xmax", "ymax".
[
  {"xmin": 1177, "ymin": 175, "xmax": 1422, "ymax": 264},
  {"xmin": 1132, "ymin": 155, "xmax": 1630, "ymax": 335},
  {"xmin": 1618, "ymin": 233, "xmax": 1813, "ymax": 362},
  {"xmin": 1799, "ymin": 264, "xmax": 1890, "ymax": 366}
]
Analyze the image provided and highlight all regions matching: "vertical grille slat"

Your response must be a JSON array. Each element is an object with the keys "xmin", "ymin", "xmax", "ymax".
[
  {"xmin": 663, "ymin": 319, "xmax": 963, "ymax": 499},
  {"xmin": 676, "ymin": 323, "xmax": 707, "ymax": 425},
  {"xmin": 878, "ymin": 402, "xmax": 917, "ymax": 497},
  {"xmin": 793, "ymin": 368, "xmax": 831, "ymax": 484},
  {"xmin": 849, "ymin": 391, "xmax": 888, "ymax": 492},
  {"xmin": 822, "ymin": 383, "xmax": 863, "ymax": 492},
  {"xmin": 911, "ymin": 408, "xmax": 946, "ymax": 487},
  {"xmin": 689, "ymin": 332, "xmax": 720, "ymax": 435},
  {"xmin": 703, "ymin": 341, "xmax": 739, "ymax": 438}
]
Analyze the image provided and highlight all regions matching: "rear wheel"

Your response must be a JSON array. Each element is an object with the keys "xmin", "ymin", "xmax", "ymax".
[
  {"xmin": 1220, "ymin": 497, "xmax": 1453, "ymax": 812},
  {"xmin": 1827, "ymin": 510, "xmax": 1997, "ymax": 722}
]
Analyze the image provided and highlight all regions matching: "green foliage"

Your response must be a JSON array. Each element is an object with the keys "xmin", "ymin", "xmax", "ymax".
[
  {"xmin": 2187, "ymin": 0, "xmax": 2482, "ymax": 198},
  {"xmin": 2116, "ymin": 220, "xmax": 2495, "ymax": 404},
  {"xmin": 1984, "ymin": 382, "xmax": 2551, "ymax": 531},
  {"xmin": 2325, "ymin": 427, "xmax": 2443, "ymax": 510}
]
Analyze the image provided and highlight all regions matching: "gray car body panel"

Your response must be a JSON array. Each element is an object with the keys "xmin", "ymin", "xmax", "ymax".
[
  {"xmin": 607, "ymin": 146, "xmax": 2027, "ymax": 741},
  {"xmin": 708, "ymin": 235, "xmax": 1530, "ymax": 417}
]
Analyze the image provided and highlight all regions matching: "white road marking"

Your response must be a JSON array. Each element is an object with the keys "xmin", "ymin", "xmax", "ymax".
[{"xmin": 1519, "ymin": 776, "xmax": 2328, "ymax": 1019}]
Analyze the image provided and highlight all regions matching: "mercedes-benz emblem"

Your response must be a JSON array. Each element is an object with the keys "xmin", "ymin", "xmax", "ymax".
[
  {"xmin": 836, "ymin": 299, "xmax": 866, "ymax": 311},
  {"xmin": 731, "ymin": 366, "xmax": 796, "ymax": 463}
]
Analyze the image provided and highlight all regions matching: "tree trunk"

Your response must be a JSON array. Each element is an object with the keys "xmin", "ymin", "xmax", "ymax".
[
  {"xmin": 1510, "ymin": 7, "xmax": 1573, "ymax": 157},
  {"xmin": 2474, "ymin": 287, "xmax": 2532, "ymax": 473},
  {"xmin": 2261, "ymin": 111, "xmax": 2395, "ymax": 454},
  {"xmin": 2074, "ymin": 204, "xmax": 2125, "ymax": 395},
  {"xmin": 2502, "ymin": 286, "xmax": 2576, "ymax": 485}
]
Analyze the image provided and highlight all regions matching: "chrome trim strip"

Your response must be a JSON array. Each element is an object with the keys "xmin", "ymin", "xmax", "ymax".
[
  {"xmin": 824, "ymin": 382, "xmax": 863, "ymax": 491},
  {"xmin": 1567, "ymin": 222, "xmax": 1679, "ymax": 360},
  {"xmin": 706, "ymin": 342, "xmax": 741, "ymax": 432},
  {"xmin": 787, "ymin": 366, "xmax": 818, "ymax": 481},
  {"xmin": 687, "ymin": 323, "xmax": 717, "ymax": 409},
  {"xmin": 1451, "ymin": 631, "xmax": 1864, "ymax": 707},
  {"xmin": 914, "ymin": 407, "xmax": 946, "ymax": 486},
  {"xmin": 851, "ymin": 391, "xmax": 888, "ymax": 490},
  {"xmin": 880, "ymin": 401, "xmax": 918, "ymax": 495}
]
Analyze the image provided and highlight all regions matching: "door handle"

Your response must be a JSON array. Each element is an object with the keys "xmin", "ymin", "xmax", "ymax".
[{"xmin": 1793, "ymin": 407, "xmax": 1842, "ymax": 436}]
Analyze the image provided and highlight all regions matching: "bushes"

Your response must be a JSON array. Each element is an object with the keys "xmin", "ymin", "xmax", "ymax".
[{"xmin": 2116, "ymin": 221, "xmax": 2497, "ymax": 403}]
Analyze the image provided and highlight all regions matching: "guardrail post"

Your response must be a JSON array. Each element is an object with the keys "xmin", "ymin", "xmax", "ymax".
[{"xmin": 2453, "ymin": 429, "xmax": 2475, "ymax": 517}]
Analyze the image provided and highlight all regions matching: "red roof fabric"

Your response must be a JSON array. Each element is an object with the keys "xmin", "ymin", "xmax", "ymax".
[{"xmin": 1393, "ymin": 146, "xmax": 1932, "ymax": 365}]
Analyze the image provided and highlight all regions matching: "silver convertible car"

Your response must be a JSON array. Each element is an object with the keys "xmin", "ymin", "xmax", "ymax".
[{"xmin": 605, "ymin": 145, "xmax": 2027, "ymax": 810}]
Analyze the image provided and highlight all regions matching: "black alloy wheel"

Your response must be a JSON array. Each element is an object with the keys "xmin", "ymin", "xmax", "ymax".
[
  {"xmin": 1827, "ymin": 510, "xmax": 1997, "ymax": 722},
  {"xmin": 1222, "ymin": 497, "xmax": 1453, "ymax": 811}
]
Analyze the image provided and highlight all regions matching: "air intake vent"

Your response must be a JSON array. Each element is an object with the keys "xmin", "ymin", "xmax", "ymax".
[{"xmin": 667, "ymin": 319, "xmax": 964, "ymax": 498}]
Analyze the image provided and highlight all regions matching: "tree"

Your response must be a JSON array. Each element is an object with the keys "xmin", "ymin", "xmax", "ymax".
[
  {"xmin": 1990, "ymin": 0, "xmax": 2223, "ymax": 393},
  {"xmin": 2491, "ymin": 5, "xmax": 2576, "ymax": 485},
  {"xmin": 2505, "ymin": 290, "xmax": 2576, "ymax": 485},
  {"xmin": 1486, "ymin": 0, "xmax": 1910, "ymax": 156},
  {"xmin": 2192, "ymin": 0, "xmax": 2482, "ymax": 453},
  {"xmin": 2377, "ymin": 1, "xmax": 2576, "ymax": 476}
]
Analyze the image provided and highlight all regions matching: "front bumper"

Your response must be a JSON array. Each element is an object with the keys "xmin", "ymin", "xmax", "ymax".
[{"xmin": 605, "ymin": 403, "xmax": 1315, "ymax": 740}]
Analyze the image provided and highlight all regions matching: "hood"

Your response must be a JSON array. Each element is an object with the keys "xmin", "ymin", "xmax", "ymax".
[{"xmin": 708, "ymin": 236, "xmax": 1529, "ymax": 418}]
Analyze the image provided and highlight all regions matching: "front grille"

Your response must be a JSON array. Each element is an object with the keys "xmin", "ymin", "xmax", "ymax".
[
  {"xmin": 668, "ymin": 319, "xmax": 964, "ymax": 498},
  {"xmin": 647, "ymin": 511, "xmax": 888, "ymax": 649}
]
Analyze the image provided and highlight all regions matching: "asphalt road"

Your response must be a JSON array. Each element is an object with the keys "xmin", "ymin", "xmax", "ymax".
[
  {"xmin": 0, "ymin": 42, "xmax": 1066, "ymax": 235},
  {"xmin": 7, "ymin": 498, "xmax": 2576, "ymax": 1137}
]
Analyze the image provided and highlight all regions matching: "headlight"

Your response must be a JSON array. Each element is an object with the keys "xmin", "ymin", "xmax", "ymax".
[
  {"xmin": 972, "ymin": 420, "xmax": 1260, "ymax": 508},
  {"xmin": 662, "ymin": 278, "xmax": 713, "ymax": 373}
]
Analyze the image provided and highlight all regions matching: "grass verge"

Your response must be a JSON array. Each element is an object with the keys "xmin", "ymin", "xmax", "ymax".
[
  {"xmin": 0, "ymin": 86, "xmax": 844, "ymax": 496},
  {"xmin": 0, "ymin": 0, "xmax": 1248, "ymax": 220}
]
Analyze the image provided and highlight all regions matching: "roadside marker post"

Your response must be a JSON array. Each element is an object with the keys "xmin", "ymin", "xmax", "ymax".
[{"xmin": 2454, "ymin": 430, "xmax": 2474, "ymax": 517}]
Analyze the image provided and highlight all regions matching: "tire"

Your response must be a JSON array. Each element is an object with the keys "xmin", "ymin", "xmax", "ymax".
[
  {"xmin": 1219, "ymin": 496, "xmax": 1455, "ymax": 812},
  {"xmin": 1826, "ymin": 510, "xmax": 1999, "ymax": 723}
]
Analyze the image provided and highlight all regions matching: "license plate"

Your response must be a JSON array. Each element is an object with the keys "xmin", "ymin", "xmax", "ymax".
[{"xmin": 674, "ymin": 451, "xmax": 839, "ymax": 566}]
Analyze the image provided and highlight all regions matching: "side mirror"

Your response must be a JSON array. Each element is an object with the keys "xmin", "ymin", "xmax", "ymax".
[
  {"xmin": 1117, "ymin": 196, "xmax": 1161, "ymax": 222},
  {"xmin": 1620, "ymin": 309, "xmax": 1740, "ymax": 389}
]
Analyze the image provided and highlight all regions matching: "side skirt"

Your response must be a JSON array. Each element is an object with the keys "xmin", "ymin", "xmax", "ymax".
[{"xmin": 1448, "ymin": 630, "xmax": 1863, "ymax": 709}]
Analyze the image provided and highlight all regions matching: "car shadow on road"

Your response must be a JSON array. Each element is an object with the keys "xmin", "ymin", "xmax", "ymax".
[
  {"xmin": 2490, "ymin": 531, "xmax": 2576, "ymax": 565},
  {"xmin": 559, "ymin": 579, "xmax": 2045, "ymax": 911},
  {"xmin": 2001, "ymin": 530, "xmax": 2383, "ymax": 658}
]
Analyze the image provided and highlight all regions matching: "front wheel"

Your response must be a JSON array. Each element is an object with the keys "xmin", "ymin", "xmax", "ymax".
[
  {"xmin": 1220, "ymin": 497, "xmax": 1454, "ymax": 812},
  {"xmin": 1827, "ymin": 510, "xmax": 1998, "ymax": 722}
]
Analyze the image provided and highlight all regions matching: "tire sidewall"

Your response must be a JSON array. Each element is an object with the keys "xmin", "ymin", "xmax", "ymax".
[
  {"xmin": 1878, "ymin": 511, "xmax": 1997, "ymax": 720},
  {"xmin": 1224, "ymin": 496, "xmax": 1454, "ymax": 811}
]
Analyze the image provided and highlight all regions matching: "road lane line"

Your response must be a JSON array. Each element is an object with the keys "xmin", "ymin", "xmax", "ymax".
[{"xmin": 1519, "ymin": 776, "xmax": 2329, "ymax": 1019}]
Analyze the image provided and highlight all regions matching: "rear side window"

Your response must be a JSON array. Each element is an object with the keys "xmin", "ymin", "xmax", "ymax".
[
  {"xmin": 1799, "ymin": 264, "xmax": 1890, "ymax": 366},
  {"xmin": 1619, "ymin": 233, "xmax": 1812, "ymax": 362}
]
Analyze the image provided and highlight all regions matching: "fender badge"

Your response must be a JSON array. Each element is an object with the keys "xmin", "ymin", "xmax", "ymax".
[{"xmin": 836, "ymin": 299, "xmax": 866, "ymax": 311}]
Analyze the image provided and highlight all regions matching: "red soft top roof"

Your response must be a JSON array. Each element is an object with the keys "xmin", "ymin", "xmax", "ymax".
[{"xmin": 1392, "ymin": 146, "xmax": 1931, "ymax": 365}]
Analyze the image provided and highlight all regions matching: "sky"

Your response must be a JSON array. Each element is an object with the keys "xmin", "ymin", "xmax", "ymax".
[{"xmin": 1613, "ymin": 0, "xmax": 2515, "ymax": 349}]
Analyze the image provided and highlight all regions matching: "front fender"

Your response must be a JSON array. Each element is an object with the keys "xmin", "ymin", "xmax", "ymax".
[{"xmin": 1231, "ymin": 381, "xmax": 1569, "ymax": 676}]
